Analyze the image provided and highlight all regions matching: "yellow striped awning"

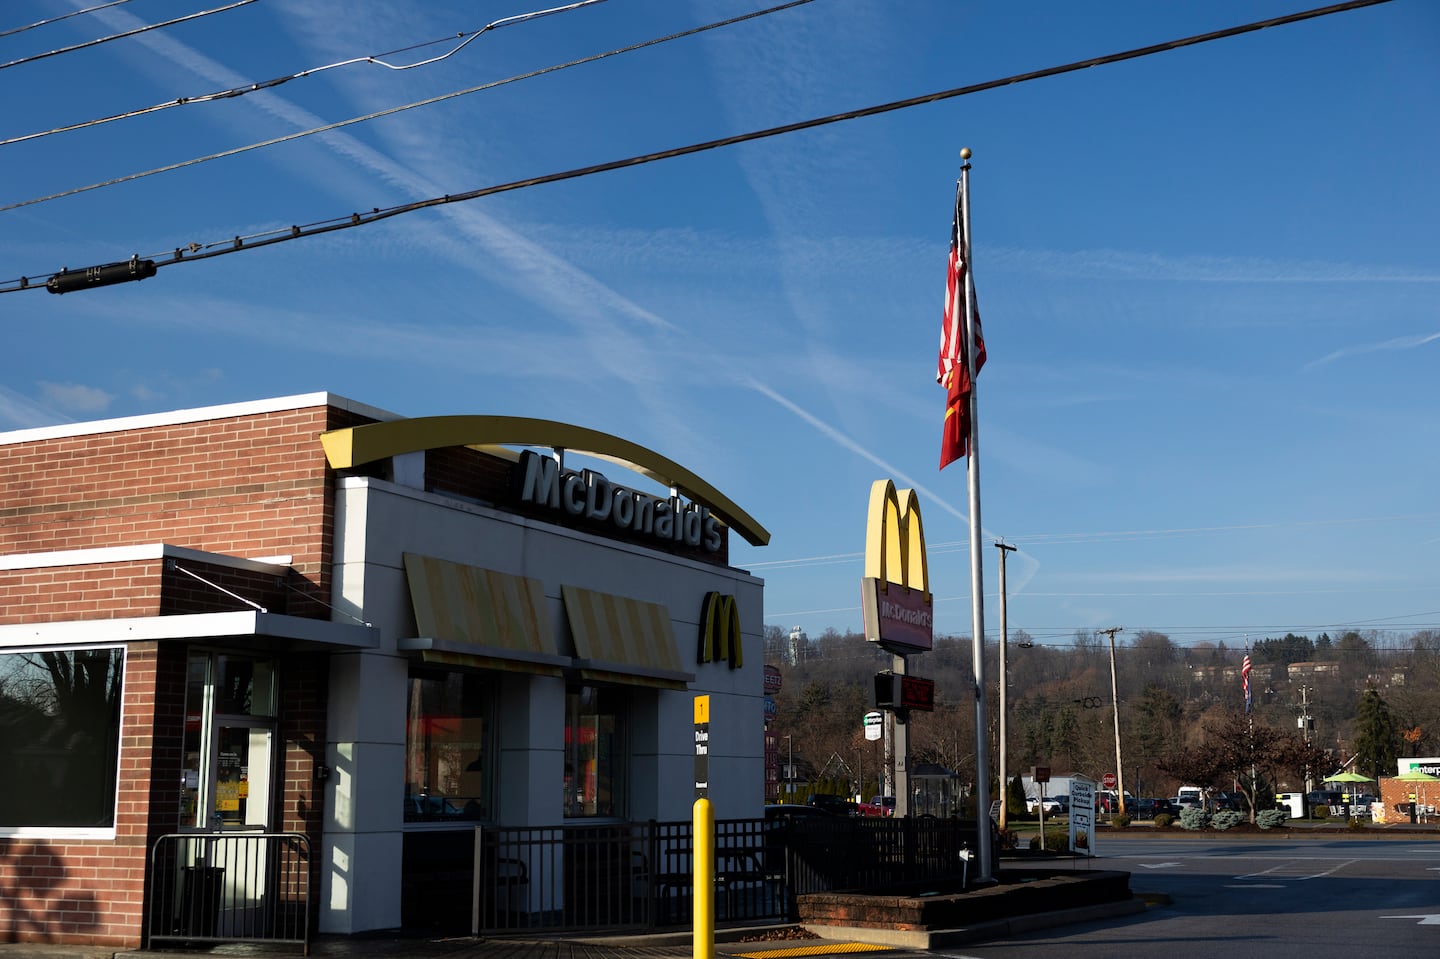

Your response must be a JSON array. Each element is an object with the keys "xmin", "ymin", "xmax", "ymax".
[
  {"xmin": 561, "ymin": 585, "xmax": 693, "ymax": 689},
  {"xmin": 400, "ymin": 554, "xmax": 568, "ymax": 676}
]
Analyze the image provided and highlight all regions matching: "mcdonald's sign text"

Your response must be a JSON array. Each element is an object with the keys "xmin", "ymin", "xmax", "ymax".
[{"xmin": 862, "ymin": 579, "xmax": 933, "ymax": 652}]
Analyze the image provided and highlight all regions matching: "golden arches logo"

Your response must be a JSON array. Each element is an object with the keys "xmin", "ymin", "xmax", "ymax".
[
  {"xmin": 861, "ymin": 479, "xmax": 933, "ymax": 652},
  {"xmin": 698, "ymin": 591, "xmax": 743, "ymax": 669},
  {"xmin": 865, "ymin": 479, "xmax": 930, "ymax": 599}
]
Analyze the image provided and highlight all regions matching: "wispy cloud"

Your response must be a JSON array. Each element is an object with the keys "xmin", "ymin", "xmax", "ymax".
[
  {"xmin": 1304, "ymin": 330, "xmax": 1440, "ymax": 370},
  {"xmin": 0, "ymin": 386, "xmax": 65, "ymax": 430},
  {"xmin": 38, "ymin": 381, "xmax": 114, "ymax": 412},
  {"xmin": 986, "ymin": 246, "xmax": 1440, "ymax": 284}
]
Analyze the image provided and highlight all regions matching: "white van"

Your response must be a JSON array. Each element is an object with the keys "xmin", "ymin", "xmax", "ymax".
[{"xmin": 1175, "ymin": 786, "xmax": 1204, "ymax": 808}]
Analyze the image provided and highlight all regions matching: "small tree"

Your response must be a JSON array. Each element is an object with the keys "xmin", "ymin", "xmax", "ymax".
[
  {"xmin": 1351, "ymin": 687, "xmax": 1399, "ymax": 781},
  {"xmin": 1007, "ymin": 775, "xmax": 1028, "ymax": 818},
  {"xmin": 1158, "ymin": 710, "xmax": 1327, "ymax": 822}
]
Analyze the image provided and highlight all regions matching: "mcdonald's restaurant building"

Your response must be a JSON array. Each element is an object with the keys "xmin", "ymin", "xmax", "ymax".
[{"xmin": 0, "ymin": 393, "xmax": 767, "ymax": 947}]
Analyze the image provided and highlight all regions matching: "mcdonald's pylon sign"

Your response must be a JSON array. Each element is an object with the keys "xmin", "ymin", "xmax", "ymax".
[
  {"xmin": 698, "ymin": 591, "xmax": 743, "ymax": 669},
  {"xmin": 860, "ymin": 479, "xmax": 934, "ymax": 652}
]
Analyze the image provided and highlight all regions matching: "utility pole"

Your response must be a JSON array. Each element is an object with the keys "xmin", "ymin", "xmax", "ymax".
[
  {"xmin": 995, "ymin": 541, "xmax": 1017, "ymax": 833},
  {"xmin": 1100, "ymin": 626, "xmax": 1125, "ymax": 816},
  {"xmin": 1299, "ymin": 684, "xmax": 1314, "ymax": 793}
]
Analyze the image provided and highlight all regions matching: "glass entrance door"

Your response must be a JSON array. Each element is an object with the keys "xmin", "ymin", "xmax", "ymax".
[{"xmin": 181, "ymin": 652, "xmax": 278, "ymax": 831}]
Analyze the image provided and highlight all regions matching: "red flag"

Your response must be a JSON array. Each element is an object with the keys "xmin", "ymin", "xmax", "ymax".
[{"xmin": 938, "ymin": 184, "xmax": 985, "ymax": 470}]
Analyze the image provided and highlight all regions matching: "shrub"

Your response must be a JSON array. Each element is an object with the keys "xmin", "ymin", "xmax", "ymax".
[
  {"xmin": 1152, "ymin": 812, "xmax": 1174, "ymax": 829},
  {"xmin": 1310, "ymin": 806, "xmax": 1330, "ymax": 820},
  {"xmin": 1178, "ymin": 805, "xmax": 1210, "ymax": 830},
  {"xmin": 1111, "ymin": 813, "xmax": 1131, "ymax": 828},
  {"xmin": 1347, "ymin": 815, "xmax": 1367, "ymax": 831},
  {"xmin": 997, "ymin": 829, "xmax": 1019, "ymax": 850},
  {"xmin": 1211, "ymin": 809, "xmax": 1246, "ymax": 831},
  {"xmin": 1028, "ymin": 826, "xmax": 1069, "ymax": 850},
  {"xmin": 1256, "ymin": 809, "xmax": 1290, "ymax": 830}
]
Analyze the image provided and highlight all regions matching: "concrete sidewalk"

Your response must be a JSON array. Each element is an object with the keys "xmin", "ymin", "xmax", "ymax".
[
  {"xmin": 0, "ymin": 893, "xmax": 1152, "ymax": 959},
  {"xmin": 0, "ymin": 927, "xmax": 875, "ymax": 959}
]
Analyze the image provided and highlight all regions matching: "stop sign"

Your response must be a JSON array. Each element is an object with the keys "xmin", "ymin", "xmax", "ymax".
[{"xmin": 1102, "ymin": 772, "xmax": 1117, "ymax": 790}]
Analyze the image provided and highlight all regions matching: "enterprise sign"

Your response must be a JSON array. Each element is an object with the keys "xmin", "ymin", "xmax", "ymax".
[{"xmin": 517, "ymin": 449, "xmax": 723, "ymax": 552}]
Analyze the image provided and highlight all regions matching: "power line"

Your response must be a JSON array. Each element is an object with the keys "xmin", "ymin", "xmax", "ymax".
[
  {"xmin": 0, "ymin": 0, "xmax": 612, "ymax": 149},
  {"xmin": 2, "ymin": 0, "xmax": 1395, "ymax": 293},
  {"xmin": 0, "ymin": 0, "xmax": 258, "ymax": 72},
  {"xmin": 0, "ymin": 0, "xmax": 818, "ymax": 218},
  {"xmin": 0, "ymin": 0, "xmax": 138, "ymax": 40}
]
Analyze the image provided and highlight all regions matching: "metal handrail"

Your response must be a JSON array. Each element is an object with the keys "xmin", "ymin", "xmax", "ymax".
[{"xmin": 147, "ymin": 831, "xmax": 311, "ymax": 954}]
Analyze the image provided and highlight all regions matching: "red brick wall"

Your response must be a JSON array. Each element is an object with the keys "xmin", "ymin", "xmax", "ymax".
[
  {"xmin": 0, "ymin": 643, "xmax": 161, "ymax": 947},
  {"xmin": 0, "ymin": 405, "xmax": 345, "ymax": 603},
  {"xmin": 0, "ymin": 560, "xmax": 164, "ymax": 625},
  {"xmin": 0, "ymin": 401, "xmax": 377, "ymax": 945}
]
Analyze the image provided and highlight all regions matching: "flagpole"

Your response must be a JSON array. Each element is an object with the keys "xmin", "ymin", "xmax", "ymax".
[{"xmin": 959, "ymin": 147, "xmax": 994, "ymax": 883}]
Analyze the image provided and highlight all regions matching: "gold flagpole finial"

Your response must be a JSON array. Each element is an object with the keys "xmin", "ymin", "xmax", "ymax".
[{"xmin": 960, "ymin": 147, "xmax": 971, "ymax": 160}]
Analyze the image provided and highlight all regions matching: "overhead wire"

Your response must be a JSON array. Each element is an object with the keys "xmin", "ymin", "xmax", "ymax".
[
  {"xmin": 0, "ymin": 0, "xmax": 613, "ymax": 148},
  {"xmin": 0, "ymin": 0, "xmax": 817, "ymax": 211},
  {"xmin": 0, "ymin": 0, "xmax": 137, "ymax": 40},
  {"xmin": 0, "ymin": 0, "xmax": 1394, "ymax": 292},
  {"xmin": 0, "ymin": 0, "xmax": 258, "ymax": 72}
]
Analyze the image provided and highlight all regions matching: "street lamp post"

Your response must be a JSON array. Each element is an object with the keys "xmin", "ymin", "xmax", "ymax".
[
  {"xmin": 995, "ymin": 541, "xmax": 1016, "ymax": 833},
  {"xmin": 784, "ymin": 735, "xmax": 794, "ymax": 802}
]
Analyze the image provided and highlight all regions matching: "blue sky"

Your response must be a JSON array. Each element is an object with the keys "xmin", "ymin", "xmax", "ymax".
[{"xmin": 2, "ymin": 0, "xmax": 1437, "ymax": 650}]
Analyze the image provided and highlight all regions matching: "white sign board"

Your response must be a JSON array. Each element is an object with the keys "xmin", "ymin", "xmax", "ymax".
[
  {"xmin": 1069, "ymin": 775, "xmax": 1097, "ymax": 857},
  {"xmin": 863, "ymin": 710, "xmax": 883, "ymax": 741}
]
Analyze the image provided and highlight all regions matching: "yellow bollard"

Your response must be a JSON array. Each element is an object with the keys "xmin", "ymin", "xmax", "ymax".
[{"xmin": 693, "ymin": 797, "xmax": 714, "ymax": 959}]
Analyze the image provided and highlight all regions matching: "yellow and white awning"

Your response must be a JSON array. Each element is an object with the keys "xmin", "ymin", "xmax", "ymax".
[
  {"xmin": 400, "ymin": 553, "xmax": 567, "ymax": 676},
  {"xmin": 561, "ymin": 585, "xmax": 693, "ymax": 690}
]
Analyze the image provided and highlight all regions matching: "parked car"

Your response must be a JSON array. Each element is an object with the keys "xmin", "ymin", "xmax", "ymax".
[
  {"xmin": 869, "ymin": 795, "xmax": 897, "ymax": 816},
  {"xmin": 764, "ymin": 803, "xmax": 836, "ymax": 821},
  {"xmin": 1026, "ymin": 796, "xmax": 1064, "ymax": 815},
  {"xmin": 1132, "ymin": 797, "xmax": 1177, "ymax": 820},
  {"xmin": 805, "ymin": 793, "xmax": 860, "ymax": 816},
  {"xmin": 1205, "ymin": 792, "xmax": 1242, "ymax": 812},
  {"xmin": 1051, "ymin": 794, "xmax": 1070, "ymax": 811},
  {"xmin": 1098, "ymin": 790, "xmax": 1135, "ymax": 814}
]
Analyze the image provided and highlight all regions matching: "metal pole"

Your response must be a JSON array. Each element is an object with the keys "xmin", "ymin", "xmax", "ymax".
[
  {"xmin": 1103, "ymin": 627, "xmax": 1125, "ymax": 816},
  {"xmin": 959, "ymin": 148, "xmax": 993, "ymax": 881},
  {"xmin": 893, "ymin": 652, "xmax": 910, "ymax": 817},
  {"xmin": 996, "ymin": 541, "xmax": 1016, "ymax": 834}
]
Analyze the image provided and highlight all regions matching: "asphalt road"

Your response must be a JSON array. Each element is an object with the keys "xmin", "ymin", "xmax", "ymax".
[{"xmin": 931, "ymin": 835, "xmax": 1440, "ymax": 959}]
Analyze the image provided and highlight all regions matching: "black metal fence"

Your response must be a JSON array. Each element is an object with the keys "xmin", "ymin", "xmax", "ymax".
[
  {"xmin": 465, "ymin": 814, "xmax": 983, "ymax": 934},
  {"xmin": 147, "ymin": 832, "xmax": 311, "ymax": 954}
]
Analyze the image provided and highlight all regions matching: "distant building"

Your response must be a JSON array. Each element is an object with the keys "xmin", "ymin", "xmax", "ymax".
[
  {"xmin": 1288, "ymin": 661, "xmax": 1341, "ymax": 680},
  {"xmin": 787, "ymin": 624, "xmax": 808, "ymax": 666}
]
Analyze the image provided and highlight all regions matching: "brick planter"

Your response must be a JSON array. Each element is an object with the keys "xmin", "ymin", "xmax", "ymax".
[{"xmin": 797, "ymin": 868, "xmax": 1132, "ymax": 931}]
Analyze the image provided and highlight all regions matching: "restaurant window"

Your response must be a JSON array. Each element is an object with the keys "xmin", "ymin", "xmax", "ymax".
[
  {"xmin": 404, "ymin": 669, "xmax": 493, "ymax": 823},
  {"xmin": 564, "ymin": 684, "xmax": 627, "ymax": 818},
  {"xmin": 0, "ymin": 645, "xmax": 125, "ymax": 835}
]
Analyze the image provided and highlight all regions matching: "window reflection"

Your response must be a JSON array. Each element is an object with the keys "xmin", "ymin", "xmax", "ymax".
[
  {"xmin": 564, "ymin": 684, "xmax": 625, "ymax": 818},
  {"xmin": 0, "ymin": 646, "xmax": 124, "ymax": 829},
  {"xmin": 404, "ymin": 670, "xmax": 491, "ymax": 822}
]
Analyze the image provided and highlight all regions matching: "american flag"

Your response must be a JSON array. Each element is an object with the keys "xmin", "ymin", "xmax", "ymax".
[
  {"xmin": 938, "ymin": 182, "xmax": 986, "ymax": 470},
  {"xmin": 1242, "ymin": 654, "xmax": 1253, "ymax": 714}
]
